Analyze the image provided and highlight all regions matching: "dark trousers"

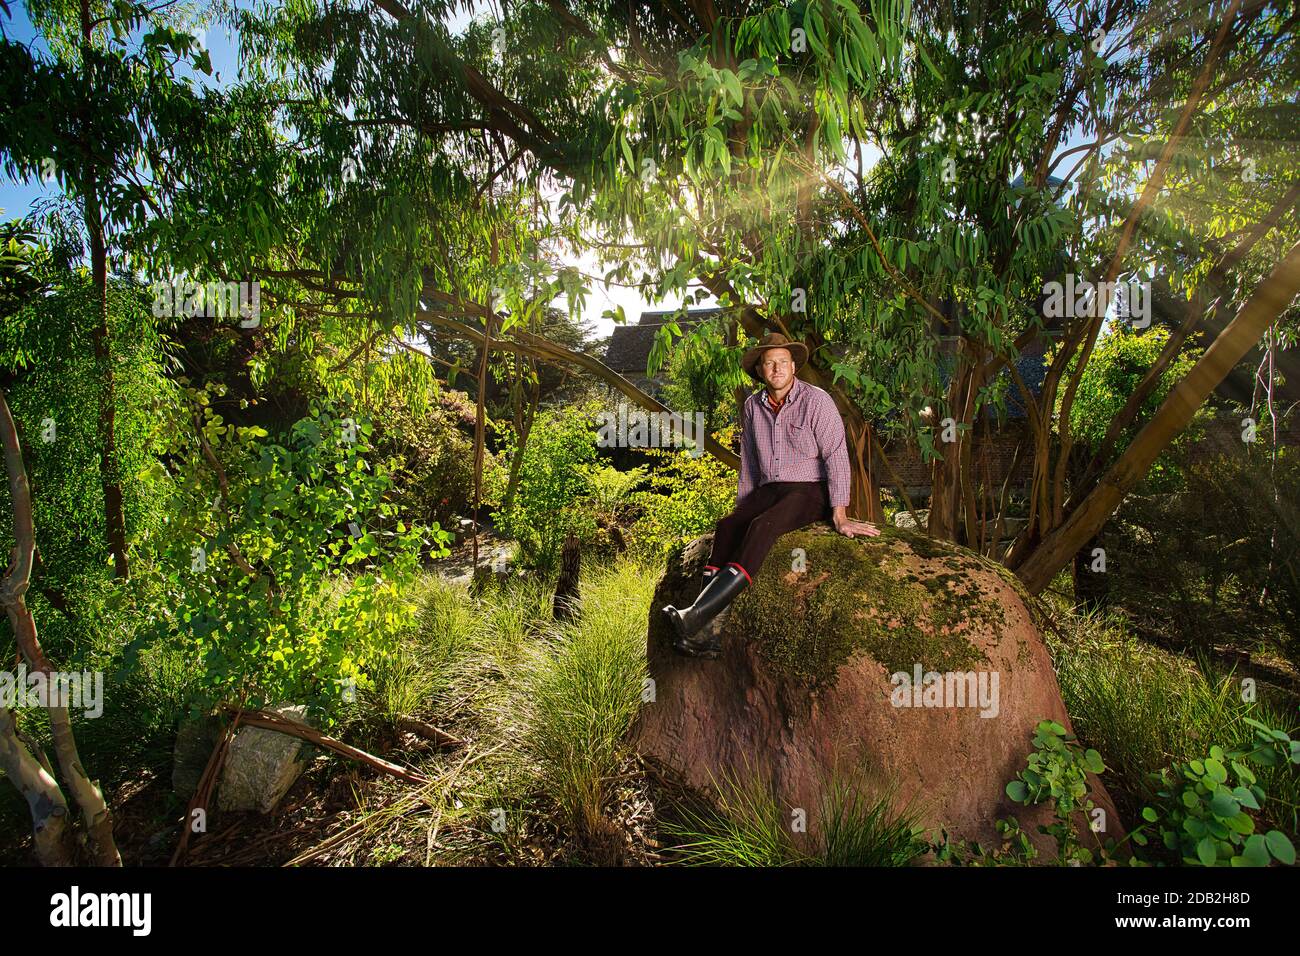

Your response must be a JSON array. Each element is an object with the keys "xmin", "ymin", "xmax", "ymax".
[{"xmin": 705, "ymin": 481, "xmax": 831, "ymax": 583}]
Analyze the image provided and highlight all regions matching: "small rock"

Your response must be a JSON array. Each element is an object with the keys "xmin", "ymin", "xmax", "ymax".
[
  {"xmin": 893, "ymin": 509, "xmax": 930, "ymax": 530},
  {"xmin": 218, "ymin": 704, "xmax": 315, "ymax": 814}
]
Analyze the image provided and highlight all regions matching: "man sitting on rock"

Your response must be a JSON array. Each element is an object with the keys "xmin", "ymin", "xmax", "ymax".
[{"xmin": 663, "ymin": 332, "xmax": 880, "ymax": 658}]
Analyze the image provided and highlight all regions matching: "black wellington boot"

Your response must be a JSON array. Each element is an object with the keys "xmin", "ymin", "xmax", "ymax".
[
  {"xmin": 664, "ymin": 566, "xmax": 749, "ymax": 658},
  {"xmin": 699, "ymin": 566, "xmax": 718, "ymax": 593}
]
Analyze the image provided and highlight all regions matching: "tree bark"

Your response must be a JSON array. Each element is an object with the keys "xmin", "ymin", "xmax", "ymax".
[
  {"xmin": 0, "ymin": 706, "xmax": 76, "ymax": 865},
  {"xmin": 0, "ymin": 387, "xmax": 121, "ymax": 865},
  {"xmin": 80, "ymin": 0, "xmax": 128, "ymax": 579}
]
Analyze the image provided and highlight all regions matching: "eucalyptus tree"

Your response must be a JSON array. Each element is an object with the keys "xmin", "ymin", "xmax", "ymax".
[
  {"xmin": 0, "ymin": 221, "xmax": 120, "ymax": 866},
  {"xmin": 0, "ymin": 0, "xmax": 214, "ymax": 577},
  {"xmin": 163, "ymin": 0, "xmax": 1298, "ymax": 593}
]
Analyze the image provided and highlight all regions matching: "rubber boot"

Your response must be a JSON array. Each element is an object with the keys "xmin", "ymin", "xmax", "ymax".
[
  {"xmin": 663, "ymin": 565, "xmax": 749, "ymax": 658},
  {"xmin": 699, "ymin": 564, "xmax": 718, "ymax": 593}
]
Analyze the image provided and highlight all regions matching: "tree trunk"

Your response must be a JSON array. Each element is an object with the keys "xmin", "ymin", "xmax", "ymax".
[
  {"xmin": 0, "ymin": 706, "xmax": 76, "ymax": 865},
  {"xmin": 0, "ymin": 387, "xmax": 121, "ymax": 866},
  {"xmin": 553, "ymin": 533, "xmax": 581, "ymax": 623},
  {"xmin": 1072, "ymin": 531, "xmax": 1109, "ymax": 610},
  {"xmin": 80, "ymin": 0, "xmax": 128, "ymax": 579},
  {"xmin": 90, "ymin": 231, "xmax": 128, "ymax": 579}
]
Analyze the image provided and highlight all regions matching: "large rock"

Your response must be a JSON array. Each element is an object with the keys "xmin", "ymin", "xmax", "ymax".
[{"xmin": 632, "ymin": 523, "xmax": 1123, "ymax": 860}]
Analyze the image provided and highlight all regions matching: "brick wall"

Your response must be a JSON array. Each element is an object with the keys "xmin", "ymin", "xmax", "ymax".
[
  {"xmin": 880, "ymin": 423, "xmax": 1033, "ymax": 496},
  {"xmin": 1184, "ymin": 412, "xmax": 1300, "ymax": 462}
]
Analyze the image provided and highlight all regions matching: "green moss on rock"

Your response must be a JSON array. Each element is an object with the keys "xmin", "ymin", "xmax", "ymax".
[{"xmin": 724, "ymin": 525, "xmax": 1006, "ymax": 689}]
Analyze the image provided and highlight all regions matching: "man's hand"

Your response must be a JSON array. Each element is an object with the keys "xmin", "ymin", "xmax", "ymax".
[{"xmin": 831, "ymin": 505, "xmax": 882, "ymax": 539}]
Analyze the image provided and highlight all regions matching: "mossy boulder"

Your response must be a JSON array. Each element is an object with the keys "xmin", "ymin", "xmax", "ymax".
[{"xmin": 631, "ymin": 522, "xmax": 1123, "ymax": 860}]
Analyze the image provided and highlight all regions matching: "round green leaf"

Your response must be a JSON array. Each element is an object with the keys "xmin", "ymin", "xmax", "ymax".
[
  {"xmin": 1265, "ymin": 830, "xmax": 1296, "ymax": 865},
  {"xmin": 1196, "ymin": 836, "xmax": 1217, "ymax": 866}
]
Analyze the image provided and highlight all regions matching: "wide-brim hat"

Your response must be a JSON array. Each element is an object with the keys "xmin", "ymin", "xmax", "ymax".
[{"xmin": 742, "ymin": 332, "xmax": 809, "ymax": 382}]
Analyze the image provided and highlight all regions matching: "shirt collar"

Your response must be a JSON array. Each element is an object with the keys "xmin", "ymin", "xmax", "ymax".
[{"xmin": 762, "ymin": 375, "xmax": 802, "ymax": 410}]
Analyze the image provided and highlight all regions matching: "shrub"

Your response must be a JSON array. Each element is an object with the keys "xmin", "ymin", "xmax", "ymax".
[
  {"xmin": 625, "ymin": 423, "xmax": 739, "ymax": 560},
  {"xmin": 483, "ymin": 402, "xmax": 600, "ymax": 573},
  {"xmin": 1132, "ymin": 718, "xmax": 1299, "ymax": 867},
  {"xmin": 369, "ymin": 388, "xmax": 484, "ymax": 533},
  {"xmin": 135, "ymin": 390, "xmax": 448, "ymax": 722}
]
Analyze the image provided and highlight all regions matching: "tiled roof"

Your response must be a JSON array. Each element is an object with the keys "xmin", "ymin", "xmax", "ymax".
[{"xmin": 604, "ymin": 308, "xmax": 724, "ymax": 375}]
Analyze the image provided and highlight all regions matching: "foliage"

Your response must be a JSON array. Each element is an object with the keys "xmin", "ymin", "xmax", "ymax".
[
  {"xmin": 1002, "ymin": 719, "xmax": 1121, "ymax": 865},
  {"xmin": 135, "ymin": 391, "xmax": 448, "ymax": 722},
  {"xmin": 573, "ymin": 459, "xmax": 647, "ymax": 557},
  {"xmin": 625, "ymin": 423, "xmax": 740, "ymax": 559},
  {"xmin": 1, "ymin": 272, "xmax": 174, "ymax": 587},
  {"xmin": 661, "ymin": 761, "xmax": 926, "ymax": 867},
  {"xmin": 933, "ymin": 714, "xmax": 1295, "ymax": 867},
  {"xmin": 658, "ymin": 319, "xmax": 745, "ymax": 435},
  {"xmin": 1132, "ymin": 718, "xmax": 1299, "ymax": 867},
  {"xmin": 1045, "ymin": 598, "xmax": 1300, "ymax": 838},
  {"xmin": 369, "ymin": 387, "xmax": 481, "ymax": 533},
  {"xmin": 1061, "ymin": 325, "xmax": 1204, "ymax": 488},
  {"xmin": 1180, "ymin": 449, "xmax": 1300, "ymax": 658},
  {"xmin": 514, "ymin": 555, "xmax": 655, "ymax": 840},
  {"xmin": 483, "ymin": 402, "xmax": 600, "ymax": 573},
  {"xmin": 1098, "ymin": 447, "xmax": 1300, "ymax": 661}
]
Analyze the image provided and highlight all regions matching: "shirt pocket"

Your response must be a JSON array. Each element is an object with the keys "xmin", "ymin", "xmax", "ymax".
[{"xmin": 786, "ymin": 421, "xmax": 818, "ymax": 457}]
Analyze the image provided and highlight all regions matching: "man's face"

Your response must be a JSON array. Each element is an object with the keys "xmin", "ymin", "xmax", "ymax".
[{"xmin": 760, "ymin": 348, "xmax": 794, "ymax": 390}]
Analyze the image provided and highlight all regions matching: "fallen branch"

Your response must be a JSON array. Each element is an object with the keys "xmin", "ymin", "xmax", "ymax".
[
  {"xmin": 396, "ymin": 716, "xmax": 463, "ymax": 749},
  {"xmin": 170, "ymin": 708, "xmax": 243, "ymax": 866},
  {"xmin": 219, "ymin": 704, "xmax": 430, "ymax": 786}
]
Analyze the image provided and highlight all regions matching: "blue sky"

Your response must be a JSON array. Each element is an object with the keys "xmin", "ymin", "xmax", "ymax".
[{"xmin": 0, "ymin": 1, "xmax": 245, "ymax": 220}]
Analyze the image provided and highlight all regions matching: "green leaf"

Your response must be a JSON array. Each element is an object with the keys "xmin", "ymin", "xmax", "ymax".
[
  {"xmin": 1233, "ymin": 786, "xmax": 1260, "ymax": 810},
  {"xmin": 1242, "ymin": 834, "xmax": 1271, "ymax": 867},
  {"xmin": 721, "ymin": 70, "xmax": 743, "ymax": 107},
  {"xmin": 1265, "ymin": 830, "xmax": 1296, "ymax": 864},
  {"xmin": 1196, "ymin": 836, "xmax": 1217, "ymax": 866},
  {"xmin": 915, "ymin": 42, "xmax": 943, "ymax": 81},
  {"xmin": 1208, "ymin": 790, "xmax": 1239, "ymax": 818}
]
